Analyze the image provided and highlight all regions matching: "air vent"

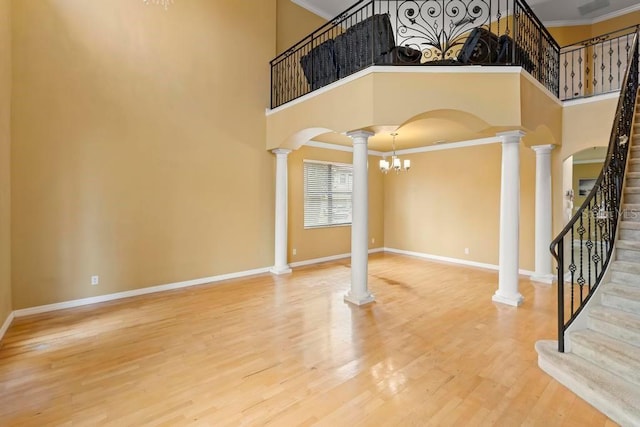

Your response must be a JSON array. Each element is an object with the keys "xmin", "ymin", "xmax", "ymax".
[{"xmin": 578, "ymin": 0, "xmax": 610, "ymax": 16}]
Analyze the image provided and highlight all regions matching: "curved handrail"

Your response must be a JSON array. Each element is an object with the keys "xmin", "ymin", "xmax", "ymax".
[{"xmin": 549, "ymin": 30, "xmax": 639, "ymax": 352}]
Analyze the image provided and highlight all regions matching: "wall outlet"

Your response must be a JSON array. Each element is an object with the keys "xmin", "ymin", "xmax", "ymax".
[
  {"xmin": 292, "ymin": 248, "xmax": 297, "ymax": 256},
  {"xmin": 371, "ymin": 238, "xmax": 375, "ymax": 244},
  {"xmin": 91, "ymin": 275, "xmax": 99, "ymax": 286},
  {"xmin": 464, "ymin": 248, "xmax": 470, "ymax": 255}
]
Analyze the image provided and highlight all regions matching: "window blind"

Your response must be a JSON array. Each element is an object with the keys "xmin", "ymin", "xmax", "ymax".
[{"xmin": 304, "ymin": 160, "xmax": 353, "ymax": 228}]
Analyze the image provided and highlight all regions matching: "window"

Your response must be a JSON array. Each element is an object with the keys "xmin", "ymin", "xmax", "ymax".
[{"xmin": 304, "ymin": 160, "xmax": 353, "ymax": 228}]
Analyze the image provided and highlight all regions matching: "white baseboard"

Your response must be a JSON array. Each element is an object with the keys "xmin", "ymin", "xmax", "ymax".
[
  {"xmin": 10, "ymin": 247, "xmax": 533, "ymax": 319},
  {"xmin": 383, "ymin": 247, "xmax": 535, "ymax": 276},
  {"xmin": 0, "ymin": 311, "xmax": 14, "ymax": 342},
  {"xmin": 289, "ymin": 248, "xmax": 384, "ymax": 268},
  {"xmin": 13, "ymin": 266, "xmax": 271, "ymax": 318}
]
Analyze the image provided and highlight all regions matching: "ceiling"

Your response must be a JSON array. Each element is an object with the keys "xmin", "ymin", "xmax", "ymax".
[{"xmin": 293, "ymin": 0, "xmax": 640, "ymax": 26}]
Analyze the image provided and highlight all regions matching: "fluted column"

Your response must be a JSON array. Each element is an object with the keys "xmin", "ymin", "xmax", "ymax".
[
  {"xmin": 344, "ymin": 131, "xmax": 375, "ymax": 306},
  {"xmin": 493, "ymin": 131, "xmax": 525, "ymax": 307},
  {"xmin": 531, "ymin": 144, "xmax": 556, "ymax": 285},
  {"xmin": 270, "ymin": 148, "xmax": 292, "ymax": 275}
]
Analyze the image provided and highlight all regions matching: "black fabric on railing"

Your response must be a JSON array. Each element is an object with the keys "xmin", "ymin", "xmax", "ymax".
[{"xmin": 270, "ymin": 0, "xmax": 562, "ymax": 108}]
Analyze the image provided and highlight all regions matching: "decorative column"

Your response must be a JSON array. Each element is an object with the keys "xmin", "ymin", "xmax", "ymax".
[
  {"xmin": 493, "ymin": 130, "xmax": 525, "ymax": 307},
  {"xmin": 344, "ymin": 130, "xmax": 375, "ymax": 306},
  {"xmin": 270, "ymin": 149, "xmax": 292, "ymax": 275},
  {"xmin": 531, "ymin": 144, "xmax": 556, "ymax": 285}
]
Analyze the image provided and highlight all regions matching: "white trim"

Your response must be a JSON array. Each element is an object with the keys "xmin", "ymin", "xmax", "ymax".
[
  {"xmin": 563, "ymin": 91, "xmax": 620, "ymax": 107},
  {"xmin": 289, "ymin": 0, "xmax": 334, "ymax": 20},
  {"xmin": 266, "ymin": 66, "xmax": 520, "ymax": 115},
  {"xmin": 13, "ymin": 267, "xmax": 271, "ymax": 318},
  {"xmin": 290, "ymin": 248, "xmax": 384, "ymax": 268},
  {"xmin": 305, "ymin": 140, "xmax": 385, "ymax": 157},
  {"xmin": 383, "ymin": 247, "xmax": 535, "ymax": 276},
  {"xmin": 573, "ymin": 158, "xmax": 606, "ymax": 165},
  {"xmin": 392, "ymin": 136, "xmax": 499, "ymax": 155},
  {"xmin": 303, "ymin": 158, "xmax": 353, "ymax": 168},
  {"xmin": 0, "ymin": 311, "xmax": 14, "ymax": 342},
  {"xmin": 544, "ymin": 3, "xmax": 640, "ymax": 27},
  {"xmin": 307, "ymin": 136, "xmax": 501, "ymax": 157}
]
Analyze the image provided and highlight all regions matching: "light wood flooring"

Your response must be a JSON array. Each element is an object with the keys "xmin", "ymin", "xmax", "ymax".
[{"xmin": 0, "ymin": 253, "xmax": 618, "ymax": 426}]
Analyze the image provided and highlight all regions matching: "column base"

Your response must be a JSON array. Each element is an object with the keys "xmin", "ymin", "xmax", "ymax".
[
  {"xmin": 530, "ymin": 273, "xmax": 555, "ymax": 285},
  {"xmin": 270, "ymin": 266, "xmax": 292, "ymax": 275},
  {"xmin": 492, "ymin": 291, "xmax": 524, "ymax": 307},
  {"xmin": 344, "ymin": 292, "xmax": 375, "ymax": 306}
]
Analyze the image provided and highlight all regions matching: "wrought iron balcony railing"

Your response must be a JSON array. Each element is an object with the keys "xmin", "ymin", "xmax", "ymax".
[
  {"xmin": 550, "ymin": 30, "xmax": 639, "ymax": 352},
  {"xmin": 270, "ymin": 0, "xmax": 560, "ymax": 108},
  {"xmin": 560, "ymin": 25, "xmax": 640, "ymax": 101}
]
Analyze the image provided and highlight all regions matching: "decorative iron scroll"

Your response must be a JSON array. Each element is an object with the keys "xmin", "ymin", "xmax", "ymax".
[{"xmin": 393, "ymin": 0, "xmax": 495, "ymax": 60}]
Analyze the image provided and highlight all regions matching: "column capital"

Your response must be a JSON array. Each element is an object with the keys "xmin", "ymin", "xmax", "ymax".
[
  {"xmin": 272, "ymin": 148, "xmax": 292, "ymax": 156},
  {"xmin": 347, "ymin": 130, "xmax": 375, "ymax": 143},
  {"xmin": 531, "ymin": 144, "xmax": 556, "ymax": 154},
  {"xmin": 497, "ymin": 130, "xmax": 526, "ymax": 144}
]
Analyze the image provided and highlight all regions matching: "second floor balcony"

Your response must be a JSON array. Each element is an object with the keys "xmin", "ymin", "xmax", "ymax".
[{"xmin": 270, "ymin": 0, "xmax": 639, "ymax": 109}]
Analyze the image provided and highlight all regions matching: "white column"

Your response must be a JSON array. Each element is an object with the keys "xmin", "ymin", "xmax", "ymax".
[
  {"xmin": 270, "ymin": 149, "xmax": 292, "ymax": 275},
  {"xmin": 531, "ymin": 144, "xmax": 555, "ymax": 285},
  {"xmin": 493, "ymin": 131, "xmax": 525, "ymax": 307},
  {"xmin": 344, "ymin": 130, "xmax": 375, "ymax": 306}
]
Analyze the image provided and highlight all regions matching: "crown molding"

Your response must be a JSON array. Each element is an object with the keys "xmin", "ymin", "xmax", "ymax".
[
  {"xmin": 573, "ymin": 158, "xmax": 606, "ymax": 165},
  {"xmin": 306, "ymin": 136, "xmax": 501, "ymax": 157},
  {"xmin": 544, "ymin": 3, "xmax": 640, "ymax": 28},
  {"xmin": 289, "ymin": 0, "xmax": 334, "ymax": 20}
]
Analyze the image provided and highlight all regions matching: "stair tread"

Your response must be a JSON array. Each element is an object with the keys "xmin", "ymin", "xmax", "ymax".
[
  {"xmin": 611, "ymin": 260, "xmax": 640, "ymax": 274},
  {"xmin": 590, "ymin": 305, "xmax": 640, "ymax": 329},
  {"xmin": 536, "ymin": 340, "xmax": 640, "ymax": 426},
  {"xmin": 619, "ymin": 221, "xmax": 640, "ymax": 230},
  {"xmin": 571, "ymin": 329, "xmax": 640, "ymax": 367},
  {"xmin": 616, "ymin": 240, "xmax": 640, "ymax": 250},
  {"xmin": 603, "ymin": 282, "xmax": 640, "ymax": 303},
  {"xmin": 626, "ymin": 172, "xmax": 640, "ymax": 178}
]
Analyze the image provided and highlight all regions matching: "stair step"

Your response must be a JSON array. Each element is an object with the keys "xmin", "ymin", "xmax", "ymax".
[
  {"xmin": 619, "ymin": 221, "xmax": 640, "ymax": 230},
  {"xmin": 569, "ymin": 330, "xmax": 640, "ymax": 386},
  {"xmin": 589, "ymin": 305, "xmax": 640, "ymax": 346},
  {"xmin": 621, "ymin": 204, "xmax": 640, "ymax": 221},
  {"xmin": 602, "ymin": 282, "xmax": 640, "ymax": 313},
  {"xmin": 623, "ymin": 187, "xmax": 640, "ymax": 203},
  {"xmin": 616, "ymin": 240, "xmax": 640, "ymax": 251},
  {"xmin": 611, "ymin": 260, "xmax": 640, "ymax": 275},
  {"xmin": 611, "ymin": 269, "xmax": 640, "ymax": 286},
  {"xmin": 536, "ymin": 340, "xmax": 640, "ymax": 426}
]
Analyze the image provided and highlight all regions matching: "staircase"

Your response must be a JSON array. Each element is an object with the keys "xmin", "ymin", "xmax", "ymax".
[{"xmin": 536, "ymin": 92, "xmax": 640, "ymax": 427}]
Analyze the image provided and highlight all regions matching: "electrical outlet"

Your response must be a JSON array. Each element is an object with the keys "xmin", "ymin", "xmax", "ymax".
[
  {"xmin": 464, "ymin": 248, "xmax": 470, "ymax": 255},
  {"xmin": 91, "ymin": 275, "xmax": 99, "ymax": 286},
  {"xmin": 292, "ymin": 248, "xmax": 297, "ymax": 256},
  {"xmin": 371, "ymin": 238, "xmax": 375, "ymax": 244}
]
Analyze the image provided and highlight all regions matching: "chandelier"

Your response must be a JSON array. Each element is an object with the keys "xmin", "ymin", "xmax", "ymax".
[
  {"xmin": 380, "ymin": 133, "xmax": 410, "ymax": 174},
  {"xmin": 144, "ymin": 0, "xmax": 173, "ymax": 9}
]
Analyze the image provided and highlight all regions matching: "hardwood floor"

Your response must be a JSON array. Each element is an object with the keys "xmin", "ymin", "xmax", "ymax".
[{"xmin": 0, "ymin": 253, "xmax": 618, "ymax": 426}]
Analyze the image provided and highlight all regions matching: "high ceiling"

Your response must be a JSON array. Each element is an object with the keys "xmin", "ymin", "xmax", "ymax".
[
  {"xmin": 293, "ymin": 0, "xmax": 640, "ymax": 24},
  {"xmin": 292, "ymin": 0, "xmax": 639, "ymax": 151}
]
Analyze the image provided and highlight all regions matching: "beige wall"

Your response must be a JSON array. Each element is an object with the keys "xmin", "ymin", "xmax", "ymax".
[
  {"xmin": 548, "ymin": 10, "xmax": 640, "ymax": 47},
  {"xmin": 0, "ymin": 0, "xmax": 12, "ymax": 323},
  {"xmin": 288, "ymin": 145, "xmax": 384, "ymax": 263},
  {"xmin": 552, "ymin": 96, "xmax": 617, "ymax": 238},
  {"xmin": 573, "ymin": 162, "xmax": 605, "ymax": 208},
  {"xmin": 11, "ymin": 0, "xmax": 277, "ymax": 309},
  {"xmin": 276, "ymin": 0, "xmax": 326, "ymax": 55},
  {"xmin": 384, "ymin": 143, "xmax": 536, "ymax": 271}
]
